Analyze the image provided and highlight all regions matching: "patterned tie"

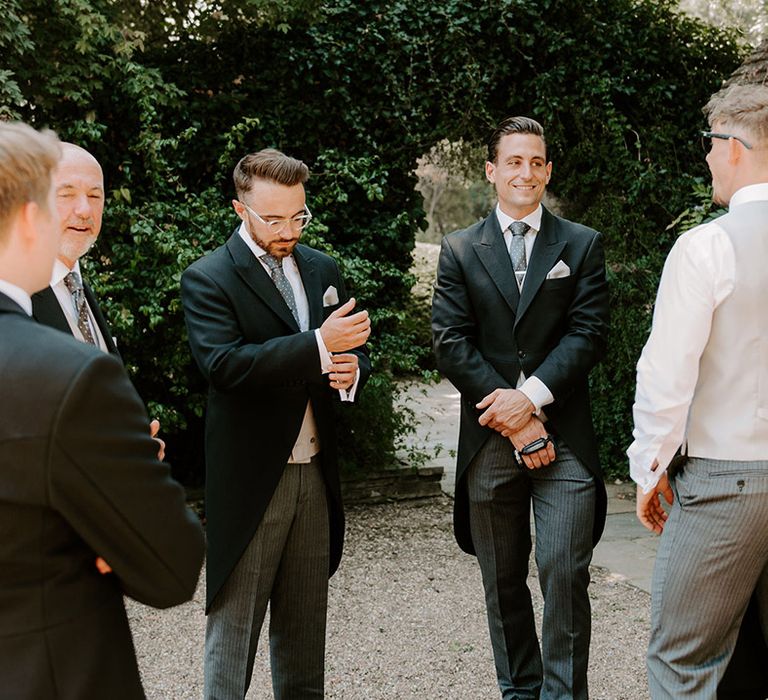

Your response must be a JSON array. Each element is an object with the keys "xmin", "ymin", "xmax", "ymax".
[
  {"xmin": 508, "ymin": 221, "xmax": 530, "ymax": 289},
  {"xmin": 63, "ymin": 271, "xmax": 96, "ymax": 345},
  {"xmin": 263, "ymin": 254, "xmax": 300, "ymax": 324}
]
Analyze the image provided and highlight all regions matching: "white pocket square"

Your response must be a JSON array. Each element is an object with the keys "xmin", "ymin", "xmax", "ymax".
[
  {"xmin": 322, "ymin": 286, "xmax": 339, "ymax": 306},
  {"xmin": 546, "ymin": 260, "xmax": 571, "ymax": 279}
]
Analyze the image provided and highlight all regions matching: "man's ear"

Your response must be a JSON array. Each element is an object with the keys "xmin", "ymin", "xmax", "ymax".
[
  {"xmin": 485, "ymin": 160, "xmax": 496, "ymax": 184},
  {"xmin": 728, "ymin": 137, "xmax": 743, "ymax": 165},
  {"xmin": 232, "ymin": 199, "xmax": 247, "ymax": 222}
]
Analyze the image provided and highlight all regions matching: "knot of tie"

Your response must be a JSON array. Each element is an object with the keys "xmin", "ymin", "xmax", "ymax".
[
  {"xmin": 262, "ymin": 254, "xmax": 283, "ymax": 272},
  {"xmin": 63, "ymin": 270, "xmax": 84, "ymax": 295},
  {"xmin": 509, "ymin": 221, "xmax": 530, "ymax": 238}
]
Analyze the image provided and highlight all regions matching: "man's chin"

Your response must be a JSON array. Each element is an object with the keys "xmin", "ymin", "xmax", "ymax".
[{"xmin": 268, "ymin": 242, "xmax": 298, "ymax": 258}]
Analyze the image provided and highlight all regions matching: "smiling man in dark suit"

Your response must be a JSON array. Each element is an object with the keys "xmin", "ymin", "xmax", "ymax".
[
  {"xmin": 432, "ymin": 116, "xmax": 609, "ymax": 700},
  {"xmin": 181, "ymin": 148, "xmax": 371, "ymax": 699},
  {"xmin": 0, "ymin": 122, "xmax": 204, "ymax": 699}
]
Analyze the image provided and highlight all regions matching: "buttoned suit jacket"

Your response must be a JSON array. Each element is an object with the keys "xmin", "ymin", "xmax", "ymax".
[
  {"xmin": 0, "ymin": 292, "xmax": 204, "ymax": 700},
  {"xmin": 181, "ymin": 230, "xmax": 371, "ymax": 611},
  {"xmin": 32, "ymin": 280, "xmax": 119, "ymax": 356},
  {"xmin": 432, "ymin": 206, "xmax": 610, "ymax": 551}
]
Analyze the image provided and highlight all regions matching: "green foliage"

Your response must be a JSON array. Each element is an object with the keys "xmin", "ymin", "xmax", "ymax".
[{"xmin": 2, "ymin": 0, "xmax": 746, "ymax": 481}]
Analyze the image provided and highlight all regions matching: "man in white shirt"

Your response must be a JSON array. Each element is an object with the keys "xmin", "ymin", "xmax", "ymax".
[
  {"xmin": 629, "ymin": 84, "xmax": 768, "ymax": 698},
  {"xmin": 181, "ymin": 148, "xmax": 371, "ymax": 699}
]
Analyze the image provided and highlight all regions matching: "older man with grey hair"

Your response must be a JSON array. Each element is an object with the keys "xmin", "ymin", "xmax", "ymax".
[{"xmin": 629, "ymin": 84, "xmax": 768, "ymax": 698}]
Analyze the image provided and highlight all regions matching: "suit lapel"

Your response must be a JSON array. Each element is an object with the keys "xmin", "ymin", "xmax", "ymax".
[
  {"xmin": 227, "ymin": 232, "xmax": 300, "ymax": 332},
  {"xmin": 293, "ymin": 246, "xmax": 322, "ymax": 329},
  {"xmin": 31, "ymin": 286, "xmax": 71, "ymax": 334},
  {"xmin": 473, "ymin": 214, "xmax": 520, "ymax": 312},
  {"xmin": 515, "ymin": 208, "xmax": 566, "ymax": 326}
]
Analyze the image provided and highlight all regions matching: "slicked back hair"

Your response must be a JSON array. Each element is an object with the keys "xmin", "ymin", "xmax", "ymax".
[
  {"xmin": 233, "ymin": 148, "xmax": 309, "ymax": 199},
  {"xmin": 487, "ymin": 116, "xmax": 546, "ymax": 163},
  {"xmin": 0, "ymin": 122, "xmax": 61, "ymax": 242},
  {"xmin": 704, "ymin": 84, "xmax": 768, "ymax": 147}
]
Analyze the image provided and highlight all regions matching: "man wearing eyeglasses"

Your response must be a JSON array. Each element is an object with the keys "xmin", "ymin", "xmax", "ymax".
[
  {"xmin": 181, "ymin": 148, "xmax": 371, "ymax": 699},
  {"xmin": 629, "ymin": 84, "xmax": 768, "ymax": 698}
]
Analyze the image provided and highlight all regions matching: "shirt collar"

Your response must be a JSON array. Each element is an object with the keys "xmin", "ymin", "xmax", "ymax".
[
  {"xmin": 729, "ymin": 183, "xmax": 768, "ymax": 209},
  {"xmin": 51, "ymin": 258, "xmax": 82, "ymax": 286},
  {"xmin": 495, "ymin": 203, "xmax": 543, "ymax": 233},
  {"xmin": 0, "ymin": 279, "xmax": 32, "ymax": 315}
]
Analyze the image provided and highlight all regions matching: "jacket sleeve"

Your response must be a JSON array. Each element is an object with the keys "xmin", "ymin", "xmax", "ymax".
[
  {"xmin": 48, "ymin": 352, "xmax": 205, "ymax": 609},
  {"xmin": 181, "ymin": 264, "xmax": 322, "ymax": 393},
  {"xmin": 431, "ymin": 236, "xmax": 512, "ymax": 403}
]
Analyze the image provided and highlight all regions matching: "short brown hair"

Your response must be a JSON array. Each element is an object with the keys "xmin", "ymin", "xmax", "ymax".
[
  {"xmin": 0, "ymin": 121, "xmax": 61, "ymax": 241},
  {"xmin": 704, "ymin": 84, "xmax": 768, "ymax": 146},
  {"xmin": 233, "ymin": 148, "xmax": 309, "ymax": 198},
  {"xmin": 487, "ymin": 116, "xmax": 546, "ymax": 163}
]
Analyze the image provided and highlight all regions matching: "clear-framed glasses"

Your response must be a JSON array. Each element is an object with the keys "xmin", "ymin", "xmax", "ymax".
[
  {"xmin": 700, "ymin": 130, "xmax": 753, "ymax": 153},
  {"xmin": 241, "ymin": 201, "xmax": 313, "ymax": 234}
]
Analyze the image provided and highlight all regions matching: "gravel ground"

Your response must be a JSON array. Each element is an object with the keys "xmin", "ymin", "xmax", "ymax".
[{"xmin": 127, "ymin": 498, "xmax": 650, "ymax": 699}]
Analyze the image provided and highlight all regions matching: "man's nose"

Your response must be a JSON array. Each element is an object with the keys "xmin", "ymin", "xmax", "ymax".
[{"xmin": 73, "ymin": 194, "xmax": 92, "ymax": 217}]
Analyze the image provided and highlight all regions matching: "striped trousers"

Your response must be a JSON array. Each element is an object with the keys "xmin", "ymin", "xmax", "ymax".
[
  {"xmin": 648, "ymin": 457, "xmax": 768, "ymax": 699},
  {"xmin": 204, "ymin": 459, "xmax": 330, "ymax": 700}
]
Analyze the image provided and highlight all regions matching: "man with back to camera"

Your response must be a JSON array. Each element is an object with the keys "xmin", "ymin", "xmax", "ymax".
[
  {"xmin": 629, "ymin": 84, "xmax": 768, "ymax": 698},
  {"xmin": 432, "ymin": 116, "xmax": 609, "ymax": 699},
  {"xmin": 0, "ymin": 122, "xmax": 204, "ymax": 699},
  {"xmin": 181, "ymin": 148, "xmax": 371, "ymax": 699}
]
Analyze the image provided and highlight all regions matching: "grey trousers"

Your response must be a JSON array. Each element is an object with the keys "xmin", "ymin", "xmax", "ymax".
[
  {"xmin": 648, "ymin": 457, "xmax": 768, "ymax": 699},
  {"xmin": 467, "ymin": 432, "xmax": 596, "ymax": 700},
  {"xmin": 204, "ymin": 459, "xmax": 330, "ymax": 700}
]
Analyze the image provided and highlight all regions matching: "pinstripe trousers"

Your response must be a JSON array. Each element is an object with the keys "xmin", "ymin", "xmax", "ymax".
[
  {"xmin": 204, "ymin": 458, "xmax": 330, "ymax": 700},
  {"xmin": 467, "ymin": 432, "xmax": 596, "ymax": 700},
  {"xmin": 648, "ymin": 457, "xmax": 768, "ymax": 699}
]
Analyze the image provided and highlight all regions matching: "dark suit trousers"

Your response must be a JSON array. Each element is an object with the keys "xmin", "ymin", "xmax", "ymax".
[
  {"xmin": 467, "ymin": 433, "xmax": 595, "ymax": 700},
  {"xmin": 204, "ymin": 458, "xmax": 330, "ymax": 700}
]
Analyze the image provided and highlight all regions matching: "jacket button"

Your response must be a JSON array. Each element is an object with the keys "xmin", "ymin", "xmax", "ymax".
[{"xmin": 518, "ymin": 350, "xmax": 526, "ymax": 358}]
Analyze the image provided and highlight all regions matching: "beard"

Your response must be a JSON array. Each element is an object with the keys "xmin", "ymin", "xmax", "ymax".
[
  {"xmin": 60, "ymin": 229, "xmax": 98, "ymax": 266},
  {"xmin": 247, "ymin": 223, "xmax": 299, "ymax": 259}
]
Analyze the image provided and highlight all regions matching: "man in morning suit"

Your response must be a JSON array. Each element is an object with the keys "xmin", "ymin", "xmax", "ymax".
[
  {"xmin": 30, "ymin": 142, "xmax": 165, "ymax": 454},
  {"xmin": 432, "ymin": 116, "xmax": 609, "ymax": 700},
  {"xmin": 181, "ymin": 148, "xmax": 371, "ymax": 699},
  {"xmin": 629, "ymin": 84, "xmax": 768, "ymax": 699},
  {"xmin": 31, "ymin": 143, "xmax": 118, "ymax": 354},
  {"xmin": 0, "ymin": 122, "xmax": 204, "ymax": 699}
]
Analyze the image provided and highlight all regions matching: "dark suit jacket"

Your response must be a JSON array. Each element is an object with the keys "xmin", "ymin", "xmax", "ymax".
[
  {"xmin": 432, "ymin": 207, "xmax": 610, "ymax": 551},
  {"xmin": 0, "ymin": 292, "xmax": 204, "ymax": 700},
  {"xmin": 32, "ymin": 282, "xmax": 119, "ymax": 355},
  {"xmin": 181, "ymin": 231, "xmax": 371, "ymax": 611}
]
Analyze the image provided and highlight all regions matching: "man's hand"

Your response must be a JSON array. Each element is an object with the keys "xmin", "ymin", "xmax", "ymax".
[
  {"xmin": 507, "ymin": 417, "xmax": 556, "ymax": 469},
  {"xmin": 328, "ymin": 353, "xmax": 358, "ymax": 391},
  {"xmin": 95, "ymin": 557, "xmax": 112, "ymax": 575},
  {"xmin": 150, "ymin": 419, "xmax": 166, "ymax": 461},
  {"xmin": 320, "ymin": 298, "xmax": 370, "ymax": 352},
  {"xmin": 636, "ymin": 472, "xmax": 674, "ymax": 534},
  {"xmin": 477, "ymin": 388, "xmax": 535, "ymax": 434}
]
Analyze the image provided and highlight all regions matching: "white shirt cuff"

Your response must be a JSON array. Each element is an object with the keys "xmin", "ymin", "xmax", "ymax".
[
  {"xmin": 315, "ymin": 329, "xmax": 333, "ymax": 373},
  {"xmin": 518, "ymin": 376, "xmax": 554, "ymax": 413},
  {"xmin": 339, "ymin": 368, "xmax": 360, "ymax": 403}
]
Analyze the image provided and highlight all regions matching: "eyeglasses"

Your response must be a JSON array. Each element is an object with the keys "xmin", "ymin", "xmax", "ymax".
[
  {"xmin": 240, "ymin": 202, "xmax": 313, "ymax": 234},
  {"xmin": 700, "ymin": 130, "xmax": 753, "ymax": 153}
]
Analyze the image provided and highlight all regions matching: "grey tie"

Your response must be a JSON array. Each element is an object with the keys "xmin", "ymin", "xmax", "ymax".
[
  {"xmin": 508, "ymin": 221, "xmax": 530, "ymax": 288},
  {"xmin": 63, "ymin": 271, "xmax": 96, "ymax": 345},
  {"xmin": 263, "ymin": 254, "xmax": 300, "ymax": 324}
]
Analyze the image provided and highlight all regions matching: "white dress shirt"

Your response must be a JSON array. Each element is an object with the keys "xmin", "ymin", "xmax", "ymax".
[
  {"xmin": 238, "ymin": 224, "xmax": 358, "ymax": 462},
  {"xmin": 494, "ymin": 203, "xmax": 555, "ymax": 412},
  {"xmin": 627, "ymin": 183, "xmax": 768, "ymax": 492},
  {"xmin": 0, "ymin": 280, "xmax": 32, "ymax": 316},
  {"xmin": 50, "ymin": 259, "xmax": 109, "ymax": 352}
]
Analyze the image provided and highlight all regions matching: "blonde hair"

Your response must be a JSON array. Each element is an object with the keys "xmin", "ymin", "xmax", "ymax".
[
  {"xmin": 704, "ymin": 84, "xmax": 768, "ymax": 146},
  {"xmin": 233, "ymin": 148, "xmax": 309, "ymax": 199},
  {"xmin": 0, "ymin": 122, "xmax": 61, "ymax": 239}
]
